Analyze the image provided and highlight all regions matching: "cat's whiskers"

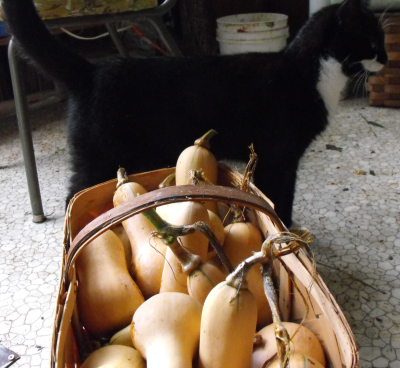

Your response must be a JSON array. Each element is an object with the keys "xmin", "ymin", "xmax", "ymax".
[
  {"xmin": 351, "ymin": 68, "xmax": 364, "ymax": 82},
  {"xmin": 353, "ymin": 71, "xmax": 366, "ymax": 96},
  {"xmin": 379, "ymin": 4, "xmax": 394, "ymax": 27},
  {"xmin": 383, "ymin": 22, "xmax": 397, "ymax": 30},
  {"xmin": 362, "ymin": 70, "xmax": 371, "ymax": 98},
  {"xmin": 351, "ymin": 69, "xmax": 365, "ymax": 96},
  {"xmin": 342, "ymin": 54, "xmax": 351, "ymax": 66}
]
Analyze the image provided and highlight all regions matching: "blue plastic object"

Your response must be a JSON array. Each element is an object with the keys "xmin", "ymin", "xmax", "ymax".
[{"xmin": 0, "ymin": 22, "xmax": 8, "ymax": 38}]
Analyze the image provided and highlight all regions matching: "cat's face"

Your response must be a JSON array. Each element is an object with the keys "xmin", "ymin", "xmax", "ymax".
[{"xmin": 330, "ymin": 0, "xmax": 387, "ymax": 76}]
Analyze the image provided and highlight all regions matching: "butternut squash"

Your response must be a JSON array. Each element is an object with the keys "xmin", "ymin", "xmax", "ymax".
[
  {"xmin": 160, "ymin": 247, "xmax": 190, "ymax": 293},
  {"xmin": 110, "ymin": 325, "xmax": 134, "ymax": 348},
  {"xmin": 252, "ymin": 322, "xmax": 326, "ymax": 368},
  {"xmin": 80, "ymin": 345, "xmax": 145, "ymax": 368},
  {"xmin": 175, "ymin": 130, "xmax": 219, "ymax": 214},
  {"xmin": 76, "ymin": 230, "xmax": 144, "ymax": 338},
  {"xmin": 198, "ymin": 280, "xmax": 257, "ymax": 368},
  {"xmin": 187, "ymin": 260, "xmax": 226, "ymax": 304},
  {"xmin": 159, "ymin": 201, "xmax": 210, "ymax": 293},
  {"xmin": 176, "ymin": 130, "xmax": 218, "ymax": 185},
  {"xmin": 157, "ymin": 205, "xmax": 224, "ymax": 261},
  {"xmin": 266, "ymin": 353, "xmax": 325, "ymax": 368},
  {"xmin": 113, "ymin": 179, "xmax": 167, "ymax": 299},
  {"xmin": 206, "ymin": 209, "xmax": 225, "ymax": 259},
  {"xmin": 155, "ymin": 202, "xmax": 182, "ymax": 223},
  {"xmin": 111, "ymin": 224, "xmax": 132, "ymax": 268},
  {"xmin": 131, "ymin": 292, "xmax": 202, "ymax": 368},
  {"xmin": 223, "ymin": 221, "xmax": 272, "ymax": 328}
]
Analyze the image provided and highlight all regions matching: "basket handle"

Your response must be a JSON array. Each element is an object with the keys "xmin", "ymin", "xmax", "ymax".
[{"xmin": 65, "ymin": 184, "xmax": 286, "ymax": 282}]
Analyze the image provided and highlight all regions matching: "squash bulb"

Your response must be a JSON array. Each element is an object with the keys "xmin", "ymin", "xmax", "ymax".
[
  {"xmin": 252, "ymin": 322, "xmax": 326, "ymax": 368},
  {"xmin": 131, "ymin": 292, "xmax": 202, "ymax": 368},
  {"xmin": 80, "ymin": 345, "xmax": 145, "ymax": 368},
  {"xmin": 76, "ymin": 230, "xmax": 144, "ymax": 338}
]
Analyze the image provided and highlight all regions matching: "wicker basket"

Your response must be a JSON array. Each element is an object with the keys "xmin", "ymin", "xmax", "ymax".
[{"xmin": 50, "ymin": 165, "xmax": 358, "ymax": 368}]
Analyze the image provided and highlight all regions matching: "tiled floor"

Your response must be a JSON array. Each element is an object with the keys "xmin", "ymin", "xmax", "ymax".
[{"xmin": 0, "ymin": 95, "xmax": 399, "ymax": 367}]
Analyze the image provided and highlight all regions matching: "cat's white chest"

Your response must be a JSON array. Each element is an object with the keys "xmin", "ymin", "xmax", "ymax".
[{"xmin": 317, "ymin": 57, "xmax": 348, "ymax": 118}]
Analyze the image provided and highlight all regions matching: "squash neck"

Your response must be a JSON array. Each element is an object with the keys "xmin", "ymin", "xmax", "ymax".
[{"xmin": 146, "ymin": 341, "xmax": 194, "ymax": 368}]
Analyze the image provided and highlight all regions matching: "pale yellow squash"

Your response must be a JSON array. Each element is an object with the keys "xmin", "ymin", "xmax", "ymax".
[
  {"xmin": 159, "ymin": 246, "xmax": 190, "ymax": 294},
  {"xmin": 187, "ymin": 260, "xmax": 226, "ymax": 304},
  {"xmin": 206, "ymin": 209, "xmax": 225, "ymax": 260},
  {"xmin": 131, "ymin": 292, "xmax": 202, "ymax": 368},
  {"xmin": 223, "ymin": 221, "xmax": 272, "ymax": 328},
  {"xmin": 110, "ymin": 325, "xmax": 134, "ymax": 348},
  {"xmin": 252, "ymin": 322, "xmax": 326, "ymax": 368},
  {"xmin": 171, "ymin": 201, "xmax": 210, "ymax": 260},
  {"xmin": 155, "ymin": 202, "xmax": 182, "ymax": 223},
  {"xmin": 113, "ymin": 181, "xmax": 167, "ymax": 299},
  {"xmin": 175, "ymin": 130, "xmax": 218, "ymax": 186},
  {"xmin": 80, "ymin": 345, "xmax": 145, "ymax": 368},
  {"xmin": 159, "ymin": 201, "xmax": 210, "ymax": 293},
  {"xmin": 76, "ymin": 230, "xmax": 144, "ymax": 338},
  {"xmin": 175, "ymin": 130, "xmax": 219, "ymax": 214},
  {"xmin": 111, "ymin": 224, "xmax": 132, "ymax": 268},
  {"xmin": 198, "ymin": 281, "xmax": 257, "ymax": 368}
]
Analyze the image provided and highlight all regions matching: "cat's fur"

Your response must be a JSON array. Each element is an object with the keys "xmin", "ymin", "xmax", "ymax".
[{"xmin": 1, "ymin": 0, "xmax": 387, "ymax": 226}]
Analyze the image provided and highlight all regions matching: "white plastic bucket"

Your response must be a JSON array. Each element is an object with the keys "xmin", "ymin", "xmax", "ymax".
[
  {"xmin": 216, "ymin": 26, "xmax": 289, "ymax": 41},
  {"xmin": 217, "ymin": 35, "xmax": 288, "ymax": 54},
  {"xmin": 216, "ymin": 13, "xmax": 289, "ymax": 55}
]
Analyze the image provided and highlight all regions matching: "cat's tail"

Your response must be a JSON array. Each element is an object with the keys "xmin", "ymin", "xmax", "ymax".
[{"xmin": 1, "ymin": 0, "xmax": 94, "ymax": 90}]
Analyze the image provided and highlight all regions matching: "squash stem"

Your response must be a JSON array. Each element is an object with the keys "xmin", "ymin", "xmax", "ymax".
[
  {"xmin": 190, "ymin": 221, "xmax": 233, "ymax": 273},
  {"xmin": 116, "ymin": 167, "xmax": 130, "ymax": 189},
  {"xmin": 194, "ymin": 129, "xmax": 218, "ymax": 149},
  {"xmin": 148, "ymin": 215, "xmax": 232, "ymax": 273},
  {"xmin": 260, "ymin": 232, "xmax": 311, "ymax": 368},
  {"xmin": 262, "ymin": 264, "xmax": 291, "ymax": 368},
  {"xmin": 158, "ymin": 173, "xmax": 176, "ymax": 188},
  {"xmin": 143, "ymin": 208, "xmax": 202, "ymax": 273},
  {"xmin": 240, "ymin": 144, "xmax": 258, "ymax": 193},
  {"xmin": 166, "ymin": 239, "xmax": 202, "ymax": 273},
  {"xmin": 225, "ymin": 250, "xmax": 269, "ymax": 289},
  {"xmin": 142, "ymin": 208, "xmax": 172, "ymax": 240},
  {"xmin": 188, "ymin": 169, "xmax": 214, "ymax": 185}
]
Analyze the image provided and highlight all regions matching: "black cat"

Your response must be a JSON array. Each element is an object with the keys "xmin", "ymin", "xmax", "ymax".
[{"xmin": 1, "ymin": 0, "xmax": 387, "ymax": 226}]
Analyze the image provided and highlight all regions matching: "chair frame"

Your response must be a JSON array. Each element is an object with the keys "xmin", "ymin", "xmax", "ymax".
[{"xmin": 7, "ymin": 0, "xmax": 182, "ymax": 222}]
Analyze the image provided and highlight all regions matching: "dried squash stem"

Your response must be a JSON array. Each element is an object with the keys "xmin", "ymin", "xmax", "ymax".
[
  {"xmin": 259, "ymin": 232, "xmax": 316, "ymax": 368},
  {"xmin": 158, "ymin": 173, "xmax": 176, "ymax": 188},
  {"xmin": 194, "ymin": 129, "xmax": 218, "ymax": 149},
  {"xmin": 144, "ymin": 210, "xmax": 231, "ymax": 274},
  {"xmin": 262, "ymin": 264, "xmax": 291, "ymax": 368},
  {"xmin": 188, "ymin": 169, "xmax": 214, "ymax": 186},
  {"xmin": 142, "ymin": 209, "xmax": 201, "ymax": 273},
  {"xmin": 225, "ymin": 250, "xmax": 269, "ymax": 289}
]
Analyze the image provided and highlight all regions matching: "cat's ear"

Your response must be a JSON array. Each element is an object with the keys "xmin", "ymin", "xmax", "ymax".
[{"xmin": 340, "ymin": 0, "xmax": 368, "ymax": 8}]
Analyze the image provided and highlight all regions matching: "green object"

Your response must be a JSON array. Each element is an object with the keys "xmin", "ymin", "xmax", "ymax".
[{"xmin": 32, "ymin": 0, "xmax": 157, "ymax": 19}]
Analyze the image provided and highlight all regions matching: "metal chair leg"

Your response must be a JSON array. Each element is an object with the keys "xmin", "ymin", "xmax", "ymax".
[
  {"xmin": 144, "ymin": 17, "xmax": 182, "ymax": 56},
  {"xmin": 8, "ymin": 39, "xmax": 46, "ymax": 223},
  {"xmin": 105, "ymin": 22, "xmax": 129, "ymax": 58}
]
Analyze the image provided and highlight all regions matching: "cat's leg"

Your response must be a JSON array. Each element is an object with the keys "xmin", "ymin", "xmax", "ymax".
[
  {"xmin": 275, "ymin": 165, "xmax": 298, "ymax": 228},
  {"xmin": 65, "ymin": 165, "xmax": 118, "ymax": 209},
  {"xmin": 65, "ymin": 172, "xmax": 90, "ymax": 209},
  {"xmin": 254, "ymin": 161, "xmax": 298, "ymax": 228}
]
